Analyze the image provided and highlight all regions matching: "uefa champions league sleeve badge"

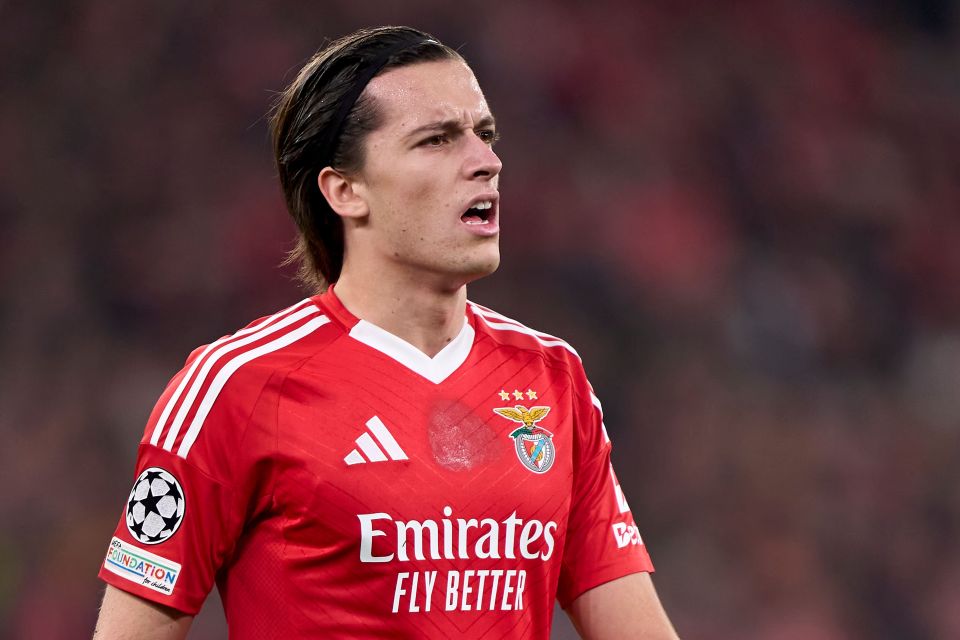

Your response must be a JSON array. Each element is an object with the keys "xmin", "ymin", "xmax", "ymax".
[
  {"xmin": 494, "ymin": 405, "xmax": 556, "ymax": 474},
  {"xmin": 125, "ymin": 467, "xmax": 186, "ymax": 544}
]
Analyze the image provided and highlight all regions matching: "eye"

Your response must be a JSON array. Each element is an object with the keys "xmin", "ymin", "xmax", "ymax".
[
  {"xmin": 421, "ymin": 134, "xmax": 448, "ymax": 147},
  {"xmin": 477, "ymin": 129, "xmax": 500, "ymax": 145}
]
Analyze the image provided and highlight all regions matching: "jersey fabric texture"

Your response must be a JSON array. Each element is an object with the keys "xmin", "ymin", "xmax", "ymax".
[{"xmin": 99, "ymin": 288, "xmax": 654, "ymax": 639}]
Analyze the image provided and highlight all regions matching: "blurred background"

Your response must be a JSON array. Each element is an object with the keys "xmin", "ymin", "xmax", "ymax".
[{"xmin": 2, "ymin": 0, "xmax": 959, "ymax": 638}]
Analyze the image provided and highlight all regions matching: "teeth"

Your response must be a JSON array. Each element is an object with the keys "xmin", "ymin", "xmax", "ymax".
[{"xmin": 471, "ymin": 201, "xmax": 493, "ymax": 210}]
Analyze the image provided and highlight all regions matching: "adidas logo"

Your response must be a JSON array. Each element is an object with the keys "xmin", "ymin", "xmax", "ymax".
[{"xmin": 344, "ymin": 416, "xmax": 409, "ymax": 465}]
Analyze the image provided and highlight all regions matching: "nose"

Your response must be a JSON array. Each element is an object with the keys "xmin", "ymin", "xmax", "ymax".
[{"xmin": 464, "ymin": 132, "xmax": 502, "ymax": 181}]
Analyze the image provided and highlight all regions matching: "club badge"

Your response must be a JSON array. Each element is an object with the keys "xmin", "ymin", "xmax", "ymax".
[{"xmin": 494, "ymin": 405, "xmax": 556, "ymax": 474}]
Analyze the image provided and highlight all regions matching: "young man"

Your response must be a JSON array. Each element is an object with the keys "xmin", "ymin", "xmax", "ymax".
[{"xmin": 93, "ymin": 26, "xmax": 679, "ymax": 640}]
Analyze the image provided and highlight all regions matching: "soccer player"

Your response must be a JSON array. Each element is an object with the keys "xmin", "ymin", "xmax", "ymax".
[{"xmin": 93, "ymin": 26, "xmax": 679, "ymax": 640}]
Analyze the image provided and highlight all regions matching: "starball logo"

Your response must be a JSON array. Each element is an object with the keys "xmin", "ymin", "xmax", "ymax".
[{"xmin": 357, "ymin": 506, "xmax": 557, "ymax": 614}]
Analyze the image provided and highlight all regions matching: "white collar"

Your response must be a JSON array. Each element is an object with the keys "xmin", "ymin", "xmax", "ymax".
[{"xmin": 348, "ymin": 317, "xmax": 474, "ymax": 384}]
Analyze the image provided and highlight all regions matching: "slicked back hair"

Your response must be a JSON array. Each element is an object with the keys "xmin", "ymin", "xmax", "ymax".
[{"xmin": 270, "ymin": 26, "xmax": 462, "ymax": 292}]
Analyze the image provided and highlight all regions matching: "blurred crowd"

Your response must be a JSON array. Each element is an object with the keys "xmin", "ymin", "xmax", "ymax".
[{"xmin": 2, "ymin": 0, "xmax": 959, "ymax": 638}]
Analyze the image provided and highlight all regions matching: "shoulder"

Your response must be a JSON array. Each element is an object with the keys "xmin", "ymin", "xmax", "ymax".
[
  {"xmin": 144, "ymin": 297, "xmax": 340, "ymax": 459},
  {"xmin": 184, "ymin": 297, "xmax": 339, "ymax": 387},
  {"xmin": 469, "ymin": 301, "xmax": 607, "ymax": 436},
  {"xmin": 468, "ymin": 300, "xmax": 585, "ymax": 373}
]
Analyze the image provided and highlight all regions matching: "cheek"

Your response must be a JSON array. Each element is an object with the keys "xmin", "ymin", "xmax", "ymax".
[
  {"xmin": 396, "ymin": 186, "xmax": 454, "ymax": 230},
  {"xmin": 366, "ymin": 160, "xmax": 455, "ymax": 231},
  {"xmin": 380, "ymin": 176, "xmax": 432, "ymax": 212}
]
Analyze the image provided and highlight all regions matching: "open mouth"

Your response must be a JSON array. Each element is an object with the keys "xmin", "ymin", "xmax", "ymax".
[{"xmin": 461, "ymin": 200, "xmax": 494, "ymax": 225}]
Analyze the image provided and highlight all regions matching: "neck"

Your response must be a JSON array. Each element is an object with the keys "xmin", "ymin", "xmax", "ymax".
[{"xmin": 333, "ymin": 267, "xmax": 468, "ymax": 358}]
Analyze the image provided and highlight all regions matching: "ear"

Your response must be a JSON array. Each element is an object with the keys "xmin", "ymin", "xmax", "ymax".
[{"xmin": 317, "ymin": 167, "xmax": 368, "ymax": 220}]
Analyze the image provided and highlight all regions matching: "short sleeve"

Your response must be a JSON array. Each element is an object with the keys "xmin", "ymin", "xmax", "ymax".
[
  {"xmin": 98, "ymin": 353, "xmax": 268, "ymax": 614},
  {"xmin": 556, "ymin": 368, "xmax": 654, "ymax": 608}
]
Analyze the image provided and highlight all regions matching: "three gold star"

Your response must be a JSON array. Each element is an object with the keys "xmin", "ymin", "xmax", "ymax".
[{"xmin": 498, "ymin": 389, "xmax": 539, "ymax": 402}]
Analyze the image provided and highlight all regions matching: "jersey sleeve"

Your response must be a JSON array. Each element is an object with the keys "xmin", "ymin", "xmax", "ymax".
[
  {"xmin": 556, "ymin": 365, "xmax": 654, "ymax": 608},
  {"xmin": 98, "ymin": 350, "xmax": 272, "ymax": 615}
]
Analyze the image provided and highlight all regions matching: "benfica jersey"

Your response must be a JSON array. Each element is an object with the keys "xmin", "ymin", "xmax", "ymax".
[{"xmin": 99, "ymin": 288, "xmax": 654, "ymax": 639}]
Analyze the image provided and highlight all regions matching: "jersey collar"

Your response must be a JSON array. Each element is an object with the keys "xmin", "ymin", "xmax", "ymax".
[{"xmin": 314, "ymin": 286, "xmax": 475, "ymax": 385}]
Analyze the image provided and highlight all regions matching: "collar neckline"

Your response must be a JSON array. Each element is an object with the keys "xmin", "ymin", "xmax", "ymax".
[{"xmin": 314, "ymin": 285, "xmax": 475, "ymax": 384}]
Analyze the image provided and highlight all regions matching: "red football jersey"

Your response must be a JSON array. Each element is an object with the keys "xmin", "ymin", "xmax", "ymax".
[{"xmin": 99, "ymin": 288, "xmax": 653, "ymax": 638}]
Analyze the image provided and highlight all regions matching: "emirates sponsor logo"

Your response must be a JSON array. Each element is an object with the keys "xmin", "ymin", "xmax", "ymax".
[
  {"xmin": 358, "ymin": 506, "xmax": 557, "ymax": 563},
  {"xmin": 357, "ymin": 507, "xmax": 559, "ymax": 614}
]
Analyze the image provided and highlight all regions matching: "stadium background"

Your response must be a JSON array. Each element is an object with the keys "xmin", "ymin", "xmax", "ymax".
[{"xmin": 3, "ymin": 0, "xmax": 959, "ymax": 638}]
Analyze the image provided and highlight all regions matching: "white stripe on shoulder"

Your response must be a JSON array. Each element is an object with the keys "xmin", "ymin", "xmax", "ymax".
[
  {"xmin": 591, "ymin": 391, "xmax": 611, "ymax": 443},
  {"xmin": 470, "ymin": 302, "xmax": 575, "ymax": 345},
  {"xmin": 590, "ymin": 391, "xmax": 603, "ymax": 414},
  {"xmin": 468, "ymin": 302, "xmax": 523, "ymax": 325},
  {"xmin": 469, "ymin": 302, "xmax": 580, "ymax": 358},
  {"xmin": 177, "ymin": 315, "xmax": 331, "ymax": 458},
  {"xmin": 162, "ymin": 306, "xmax": 322, "ymax": 452},
  {"xmin": 148, "ymin": 298, "xmax": 316, "ymax": 448}
]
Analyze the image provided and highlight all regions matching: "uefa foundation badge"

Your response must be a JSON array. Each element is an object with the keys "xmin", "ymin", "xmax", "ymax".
[{"xmin": 494, "ymin": 405, "xmax": 556, "ymax": 473}]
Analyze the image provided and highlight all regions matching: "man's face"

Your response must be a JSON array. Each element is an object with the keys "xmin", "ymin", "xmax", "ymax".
[{"xmin": 348, "ymin": 59, "xmax": 502, "ymax": 287}]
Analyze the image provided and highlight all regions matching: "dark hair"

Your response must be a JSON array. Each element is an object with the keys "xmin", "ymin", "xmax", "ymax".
[{"xmin": 270, "ymin": 26, "xmax": 462, "ymax": 292}]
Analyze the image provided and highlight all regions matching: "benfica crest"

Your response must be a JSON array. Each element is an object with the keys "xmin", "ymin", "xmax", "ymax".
[{"xmin": 494, "ymin": 405, "xmax": 556, "ymax": 474}]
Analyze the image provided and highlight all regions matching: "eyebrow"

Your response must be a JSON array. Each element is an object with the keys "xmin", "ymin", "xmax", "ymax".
[{"xmin": 405, "ymin": 114, "xmax": 497, "ymax": 140}]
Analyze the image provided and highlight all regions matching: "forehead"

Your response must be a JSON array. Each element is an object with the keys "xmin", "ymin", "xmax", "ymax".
[{"xmin": 364, "ymin": 59, "xmax": 490, "ymax": 132}]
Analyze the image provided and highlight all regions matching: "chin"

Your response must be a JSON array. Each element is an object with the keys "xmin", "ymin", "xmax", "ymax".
[
  {"xmin": 472, "ymin": 245, "xmax": 501, "ymax": 274},
  {"xmin": 453, "ymin": 251, "xmax": 501, "ymax": 285}
]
